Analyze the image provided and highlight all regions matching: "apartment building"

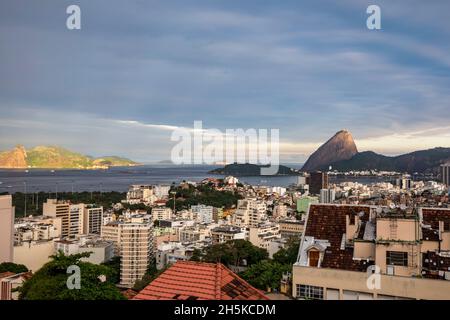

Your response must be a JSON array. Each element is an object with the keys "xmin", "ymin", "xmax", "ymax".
[
  {"xmin": 82, "ymin": 205, "xmax": 103, "ymax": 234},
  {"xmin": 126, "ymin": 185, "xmax": 155, "ymax": 205},
  {"xmin": 54, "ymin": 235, "xmax": 114, "ymax": 264},
  {"xmin": 43, "ymin": 199, "xmax": 71, "ymax": 237},
  {"xmin": 156, "ymin": 242, "xmax": 195, "ymax": 270},
  {"xmin": 249, "ymin": 223, "xmax": 281, "ymax": 251},
  {"xmin": 233, "ymin": 198, "xmax": 267, "ymax": 228},
  {"xmin": 152, "ymin": 207, "xmax": 172, "ymax": 222},
  {"xmin": 279, "ymin": 219, "xmax": 304, "ymax": 238},
  {"xmin": 101, "ymin": 214, "xmax": 154, "ymax": 287},
  {"xmin": 292, "ymin": 204, "xmax": 450, "ymax": 300},
  {"xmin": 210, "ymin": 225, "xmax": 246, "ymax": 245},
  {"xmin": 0, "ymin": 195, "xmax": 14, "ymax": 263},
  {"xmin": 191, "ymin": 204, "xmax": 213, "ymax": 224},
  {"xmin": 13, "ymin": 216, "xmax": 62, "ymax": 271}
]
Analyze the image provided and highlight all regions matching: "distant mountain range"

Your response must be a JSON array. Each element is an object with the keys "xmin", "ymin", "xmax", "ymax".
[
  {"xmin": 0, "ymin": 145, "xmax": 140, "ymax": 169},
  {"xmin": 302, "ymin": 131, "xmax": 450, "ymax": 174}
]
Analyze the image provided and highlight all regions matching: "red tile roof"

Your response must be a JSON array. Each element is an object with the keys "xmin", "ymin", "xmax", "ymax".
[
  {"xmin": 0, "ymin": 272, "xmax": 15, "ymax": 279},
  {"xmin": 133, "ymin": 261, "xmax": 269, "ymax": 300}
]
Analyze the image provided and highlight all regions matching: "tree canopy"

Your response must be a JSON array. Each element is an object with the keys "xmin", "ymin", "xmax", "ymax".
[
  {"xmin": 19, "ymin": 252, "xmax": 124, "ymax": 300},
  {"xmin": 0, "ymin": 262, "xmax": 29, "ymax": 274},
  {"xmin": 191, "ymin": 239, "xmax": 268, "ymax": 266}
]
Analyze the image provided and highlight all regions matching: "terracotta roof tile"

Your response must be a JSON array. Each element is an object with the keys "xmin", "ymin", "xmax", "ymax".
[{"xmin": 133, "ymin": 261, "xmax": 269, "ymax": 300}]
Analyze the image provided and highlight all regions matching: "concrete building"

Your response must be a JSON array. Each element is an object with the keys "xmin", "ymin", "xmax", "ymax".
[
  {"xmin": 102, "ymin": 214, "xmax": 154, "ymax": 287},
  {"xmin": 233, "ymin": 198, "xmax": 267, "ymax": 228},
  {"xmin": 54, "ymin": 235, "xmax": 114, "ymax": 264},
  {"xmin": 293, "ymin": 204, "xmax": 450, "ymax": 300},
  {"xmin": 126, "ymin": 185, "xmax": 155, "ymax": 205},
  {"xmin": 43, "ymin": 199, "xmax": 71, "ymax": 237},
  {"xmin": 152, "ymin": 207, "xmax": 172, "ymax": 222},
  {"xmin": 279, "ymin": 219, "xmax": 304, "ymax": 238},
  {"xmin": 273, "ymin": 204, "xmax": 288, "ymax": 219},
  {"xmin": 210, "ymin": 225, "xmax": 246, "ymax": 245},
  {"xmin": 249, "ymin": 223, "xmax": 281, "ymax": 251},
  {"xmin": 191, "ymin": 204, "xmax": 214, "ymax": 224},
  {"xmin": 82, "ymin": 205, "xmax": 103, "ymax": 234},
  {"xmin": 308, "ymin": 171, "xmax": 329, "ymax": 195},
  {"xmin": 320, "ymin": 188, "xmax": 336, "ymax": 204},
  {"xmin": 442, "ymin": 163, "xmax": 450, "ymax": 186},
  {"xmin": 156, "ymin": 242, "xmax": 195, "ymax": 270},
  {"xmin": 13, "ymin": 215, "xmax": 62, "ymax": 271},
  {"xmin": 0, "ymin": 195, "xmax": 14, "ymax": 263}
]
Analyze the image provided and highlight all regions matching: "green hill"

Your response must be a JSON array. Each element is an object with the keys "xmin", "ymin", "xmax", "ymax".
[{"xmin": 0, "ymin": 145, "xmax": 139, "ymax": 169}]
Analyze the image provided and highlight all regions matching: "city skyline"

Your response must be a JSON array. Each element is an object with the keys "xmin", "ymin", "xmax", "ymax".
[{"xmin": 1, "ymin": 0, "xmax": 450, "ymax": 163}]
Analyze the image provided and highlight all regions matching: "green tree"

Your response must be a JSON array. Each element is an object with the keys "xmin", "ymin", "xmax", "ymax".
[
  {"xmin": 19, "ymin": 252, "xmax": 124, "ymax": 300},
  {"xmin": 240, "ymin": 260, "xmax": 290, "ymax": 291},
  {"xmin": 0, "ymin": 262, "xmax": 29, "ymax": 274},
  {"xmin": 195, "ymin": 240, "xmax": 268, "ymax": 267},
  {"xmin": 272, "ymin": 238, "xmax": 300, "ymax": 265}
]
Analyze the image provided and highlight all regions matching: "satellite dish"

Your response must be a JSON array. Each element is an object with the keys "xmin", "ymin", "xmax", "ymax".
[{"xmin": 329, "ymin": 166, "xmax": 332, "ymax": 171}]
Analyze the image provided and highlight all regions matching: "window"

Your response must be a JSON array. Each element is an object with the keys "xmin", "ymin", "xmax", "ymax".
[
  {"xmin": 386, "ymin": 251, "xmax": 408, "ymax": 266},
  {"xmin": 296, "ymin": 284, "xmax": 323, "ymax": 300}
]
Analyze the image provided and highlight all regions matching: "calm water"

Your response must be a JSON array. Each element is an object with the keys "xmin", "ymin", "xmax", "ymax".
[
  {"xmin": 0, "ymin": 165, "xmax": 300, "ymax": 193},
  {"xmin": 0, "ymin": 165, "xmax": 397, "ymax": 194}
]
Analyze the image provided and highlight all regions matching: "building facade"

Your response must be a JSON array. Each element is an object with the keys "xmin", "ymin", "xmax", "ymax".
[{"xmin": 0, "ymin": 195, "xmax": 14, "ymax": 263}]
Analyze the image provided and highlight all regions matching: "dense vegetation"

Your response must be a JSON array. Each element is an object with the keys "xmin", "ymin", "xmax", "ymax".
[
  {"xmin": 167, "ymin": 183, "xmax": 242, "ymax": 210},
  {"xmin": 191, "ymin": 239, "xmax": 268, "ymax": 266},
  {"xmin": 0, "ymin": 262, "xmax": 29, "ymax": 274},
  {"xmin": 209, "ymin": 163, "xmax": 299, "ymax": 176},
  {"xmin": 19, "ymin": 252, "xmax": 124, "ymax": 300},
  {"xmin": 11, "ymin": 191, "xmax": 126, "ymax": 217},
  {"xmin": 191, "ymin": 238, "xmax": 300, "ymax": 292}
]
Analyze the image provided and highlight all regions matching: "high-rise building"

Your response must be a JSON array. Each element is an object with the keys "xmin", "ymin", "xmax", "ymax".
[
  {"xmin": 308, "ymin": 171, "xmax": 329, "ymax": 195},
  {"xmin": 441, "ymin": 163, "xmax": 450, "ymax": 186},
  {"xmin": 43, "ymin": 199, "xmax": 71, "ymax": 237},
  {"xmin": 101, "ymin": 214, "xmax": 154, "ymax": 288},
  {"xmin": 0, "ymin": 195, "xmax": 14, "ymax": 263},
  {"xmin": 319, "ymin": 189, "xmax": 336, "ymax": 204},
  {"xmin": 82, "ymin": 205, "xmax": 103, "ymax": 234}
]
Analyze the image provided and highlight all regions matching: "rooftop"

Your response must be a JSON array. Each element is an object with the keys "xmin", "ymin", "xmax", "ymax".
[{"xmin": 133, "ymin": 261, "xmax": 269, "ymax": 300}]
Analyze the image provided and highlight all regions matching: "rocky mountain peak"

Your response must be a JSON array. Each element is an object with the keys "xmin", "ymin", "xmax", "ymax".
[{"xmin": 302, "ymin": 130, "xmax": 358, "ymax": 172}]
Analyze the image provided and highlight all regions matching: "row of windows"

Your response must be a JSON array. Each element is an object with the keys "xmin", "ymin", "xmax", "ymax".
[{"xmin": 296, "ymin": 284, "xmax": 324, "ymax": 300}]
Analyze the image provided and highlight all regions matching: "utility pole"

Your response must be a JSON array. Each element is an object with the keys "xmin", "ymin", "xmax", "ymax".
[{"xmin": 23, "ymin": 181, "xmax": 27, "ymax": 217}]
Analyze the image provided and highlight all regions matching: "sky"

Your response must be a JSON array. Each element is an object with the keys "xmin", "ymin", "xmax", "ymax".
[{"xmin": 0, "ymin": 0, "xmax": 449, "ymax": 163}]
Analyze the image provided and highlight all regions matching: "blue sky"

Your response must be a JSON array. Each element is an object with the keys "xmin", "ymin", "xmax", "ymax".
[{"xmin": 0, "ymin": 0, "xmax": 449, "ymax": 163}]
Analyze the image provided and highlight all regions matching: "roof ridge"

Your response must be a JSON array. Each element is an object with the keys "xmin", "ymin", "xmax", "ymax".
[{"xmin": 215, "ymin": 263, "xmax": 222, "ymax": 300}]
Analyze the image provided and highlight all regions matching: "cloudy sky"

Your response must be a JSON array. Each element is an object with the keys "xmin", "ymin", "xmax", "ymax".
[{"xmin": 0, "ymin": 0, "xmax": 449, "ymax": 163}]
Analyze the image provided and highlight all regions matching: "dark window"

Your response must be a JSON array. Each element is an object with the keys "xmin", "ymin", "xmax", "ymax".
[{"xmin": 386, "ymin": 251, "xmax": 408, "ymax": 266}]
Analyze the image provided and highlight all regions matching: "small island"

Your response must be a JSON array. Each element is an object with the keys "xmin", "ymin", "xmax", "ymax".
[{"xmin": 209, "ymin": 163, "xmax": 300, "ymax": 176}]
